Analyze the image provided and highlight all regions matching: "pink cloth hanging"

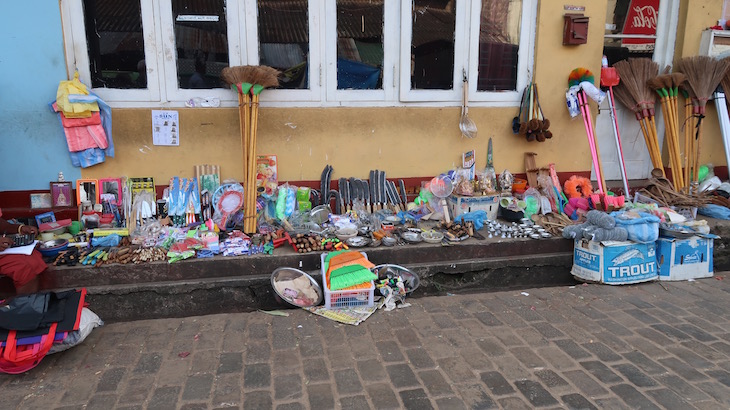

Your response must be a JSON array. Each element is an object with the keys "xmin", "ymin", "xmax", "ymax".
[{"xmin": 52, "ymin": 103, "xmax": 108, "ymax": 152}]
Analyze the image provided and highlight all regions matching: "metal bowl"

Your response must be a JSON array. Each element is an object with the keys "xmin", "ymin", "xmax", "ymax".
[
  {"xmin": 371, "ymin": 264, "xmax": 420, "ymax": 293},
  {"xmin": 271, "ymin": 267, "xmax": 323, "ymax": 308},
  {"xmin": 421, "ymin": 230, "xmax": 443, "ymax": 244},
  {"xmin": 309, "ymin": 205, "xmax": 331, "ymax": 225},
  {"xmin": 346, "ymin": 236, "xmax": 371, "ymax": 248}
]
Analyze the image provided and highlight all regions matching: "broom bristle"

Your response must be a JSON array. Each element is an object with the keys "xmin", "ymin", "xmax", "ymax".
[
  {"xmin": 676, "ymin": 56, "xmax": 730, "ymax": 108},
  {"xmin": 630, "ymin": 58, "xmax": 659, "ymax": 109},
  {"xmin": 646, "ymin": 77, "xmax": 665, "ymax": 91},
  {"xmin": 613, "ymin": 83, "xmax": 640, "ymax": 114},
  {"xmin": 220, "ymin": 65, "xmax": 281, "ymax": 88},
  {"xmin": 721, "ymin": 57, "xmax": 730, "ymax": 97},
  {"xmin": 670, "ymin": 72, "xmax": 686, "ymax": 89}
]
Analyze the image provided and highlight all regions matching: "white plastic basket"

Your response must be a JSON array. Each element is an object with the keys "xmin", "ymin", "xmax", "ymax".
[{"xmin": 320, "ymin": 251, "xmax": 375, "ymax": 309}]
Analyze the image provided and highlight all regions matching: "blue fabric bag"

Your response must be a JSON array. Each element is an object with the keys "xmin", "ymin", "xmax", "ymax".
[{"xmin": 611, "ymin": 211, "xmax": 660, "ymax": 243}]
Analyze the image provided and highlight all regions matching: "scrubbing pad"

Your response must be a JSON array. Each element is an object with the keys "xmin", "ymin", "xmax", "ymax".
[{"xmin": 329, "ymin": 264, "xmax": 377, "ymax": 291}]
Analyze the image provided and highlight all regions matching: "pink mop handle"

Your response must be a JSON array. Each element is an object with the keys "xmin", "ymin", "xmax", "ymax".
[{"xmin": 578, "ymin": 90, "xmax": 604, "ymax": 193}]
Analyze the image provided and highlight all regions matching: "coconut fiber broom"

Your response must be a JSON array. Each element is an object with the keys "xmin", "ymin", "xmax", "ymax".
[
  {"xmin": 613, "ymin": 58, "xmax": 664, "ymax": 177},
  {"xmin": 675, "ymin": 56, "xmax": 730, "ymax": 192},
  {"xmin": 221, "ymin": 65, "xmax": 280, "ymax": 234}
]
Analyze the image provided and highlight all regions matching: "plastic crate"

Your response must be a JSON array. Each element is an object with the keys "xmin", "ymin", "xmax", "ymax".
[{"xmin": 321, "ymin": 252, "xmax": 375, "ymax": 309}]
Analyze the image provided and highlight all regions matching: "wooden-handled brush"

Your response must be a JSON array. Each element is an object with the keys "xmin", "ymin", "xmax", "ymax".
[
  {"xmin": 676, "ymin": 56, "xmax": 730, "ymax": 192},
  {"xmin": 221, "ymin": 65, "xmax": 280, "ymax": 233}
]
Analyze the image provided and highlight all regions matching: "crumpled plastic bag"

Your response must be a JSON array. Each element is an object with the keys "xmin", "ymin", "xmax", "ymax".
[
  {"xmin": 91, "ymin": 233, "xmax": 121, "ymax": 247},
  {"xmin": 453, "ymin": 210, "xmax": 489, "ymax": 231},
  {"xmin": 699, "ymin": 203, "xmax": 730, "ymax": 220}
]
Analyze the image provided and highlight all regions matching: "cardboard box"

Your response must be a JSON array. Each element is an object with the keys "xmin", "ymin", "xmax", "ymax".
[
  {"xmin": 572, "ymin": 239, "xmax": 658, "ymax": 285},
  {"xmin": 448, "ymin": 195, "xmax": 499, "ymax": 220},
  {"xmin": 656, "ymin": 236, "xmax": 713, "ymax": 281}
]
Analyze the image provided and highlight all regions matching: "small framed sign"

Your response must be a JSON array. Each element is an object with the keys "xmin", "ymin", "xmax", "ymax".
[
  {"xmin": 50, "ymin": 181, "xmax": 74, "ymax": 207},
  {"xmin": 30, "ymin": 193, "xmax": 52, "ymax": 209}
]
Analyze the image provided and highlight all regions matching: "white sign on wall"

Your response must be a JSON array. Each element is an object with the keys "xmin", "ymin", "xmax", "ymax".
[{"xmin": 152, "ymin": 110, "xmax": 179, "ymax": 146}]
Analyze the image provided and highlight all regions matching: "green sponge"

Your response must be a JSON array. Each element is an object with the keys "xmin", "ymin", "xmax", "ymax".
[{"xmin": 329, "ymin": 264, "xmax": 376, "ymax": 291}]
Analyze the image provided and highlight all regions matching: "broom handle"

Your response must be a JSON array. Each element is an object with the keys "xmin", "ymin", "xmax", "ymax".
[
  {"xmin": 578, "ymin": 91, "xmax": 604, "ymax": 193},
  {"xmin": 683, "ymin": 99, "xmax": 692, "ymax": 193},
  {"xmin": 243, "ymin": 91, "xmax": 251, "ymax": 188},
  {"xmin": 658, "ymin": 97, "xmax": 680, "ymax": 190},
  {"xmin": 583, "ymin": 92, "xmax": 607, "ymax": 192},
  {"xmin": 247, "ymin": 92, "xmax": 260, "ymax": 233},
  {"xmin": 608, "ymin": 87, "xmax": 630, "ymax": 196},
  {"xmin": 638, "ymin": 116, "xmax": 658, "ymax": 171},
  {"xmin": 648, "ymin": 115, "xmax": 665, "ymax": 177},
  {"xmin": 667, "ymin": 92, "xmax": 684, "ymax": 189}
]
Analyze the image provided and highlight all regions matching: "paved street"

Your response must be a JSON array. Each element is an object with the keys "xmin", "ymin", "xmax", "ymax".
[{"xmin": 2, "ymin": 274, "xmax": 730, "ymax": 409}]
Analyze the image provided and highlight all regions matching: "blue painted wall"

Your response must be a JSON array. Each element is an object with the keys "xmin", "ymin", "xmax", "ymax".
[{"xmin": 0, "ymin": 3, "xmax": 81, "ymax": 191}]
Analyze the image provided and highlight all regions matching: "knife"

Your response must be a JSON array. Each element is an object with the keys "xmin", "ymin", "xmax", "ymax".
[
  {"xmin": 399, "ymin": 179, "xmax": 408, "ymax": 209},
  {"xmin": 380, "ymin": 170, "xmax": 387, "ymax": 211},
  {"xmin": 369, "ymin": 170, "xmax": 377, "ymax": 211},
  {"xmin": 363, "ymin": 179, "xmax": 371, "ymax": 213},
  {"xmin": 388, "ymin": 180, "xmax": 402, "ymax": 213},
  {"xmin": 328, "ymin": 189, "xmax": 341, "ymax": 215},
  {"xmin": 338, "ymin": 177, "xmax": 347, "ymax": 213},
  {"xmin": 320, "ymin": 165, "xmax": 330, "ymax": 206},
  {"xmin": 347, "ymin": 177, "xmax": 356, "ymax": 211}
]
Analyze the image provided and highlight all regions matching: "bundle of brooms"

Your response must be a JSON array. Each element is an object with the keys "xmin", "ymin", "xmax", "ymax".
[
  {"xmin": 676, "ymin": 56, "xmax": 730, "ymax": 193},
  {"xmin": 613, "ymin": 58, "xmax": 664, "ymax": 177},
  {"xmin": 647, "ymin": 69, "xmax": 686, "ymax": 191},
  {"xmin": 221, "ymin": 65, "xmax": 280, "ymax": 234}
]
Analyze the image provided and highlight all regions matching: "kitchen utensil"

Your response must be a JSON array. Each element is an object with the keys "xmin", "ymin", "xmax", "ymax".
[
  {"xmin": 398, "ymin": 179, "xmax": 408, "ymax": 207},
  {"xmin": 371, "ymin": 264, "xmax": 420, "ymax": 293},
  {"xmin": 271, "ymin": 267, "xmax": 323, "ymax": 308},
  {"xmin": 216, "ymin": 189, "xmax": 244, "ymax": 229},
  {"xmin": 459, "ymin": 71, "xmax": 477, "ymax": 139},
  {"xmin": 430, "ymin": 174, "xmax": 454, "ymax": 223}
]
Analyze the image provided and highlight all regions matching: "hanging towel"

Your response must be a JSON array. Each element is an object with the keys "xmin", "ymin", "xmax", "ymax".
[
  {"xmin": 56, "ymin": 72, "xmax": 99, "ymax": 118},
  {"xmin": 51, "ymin": 103, "xmax": 108, "ymax": 152}
]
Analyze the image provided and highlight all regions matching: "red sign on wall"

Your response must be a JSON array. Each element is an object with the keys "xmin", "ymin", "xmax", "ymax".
[{"xmin": 621, "ymin": 0, "xmax": 660, "ymax": 51}]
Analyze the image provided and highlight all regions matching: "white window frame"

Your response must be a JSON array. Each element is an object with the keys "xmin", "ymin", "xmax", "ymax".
[
  {"xmin": 398, "ymin": 0, "xmax": 469, "ymax": 102},
  {"xmin": 324, "ymin": 0, "xmax": 399, "ymax": 103},
  {"xmin": 245, "ymin": 0, "xmax": 323, "ymax": 104},
  {"xmin": 61, "ymin": 0, "xmax": 163, "ymax": 104},
  {"xmin": 158, "ymin": 0, "xmax": 245, "ymax": 103},
  {"xmin": 61, "ymin": 0, "xmax": 537, "ymax": 108},
  {"xmin": 467, "ymin": 0, "xmax": 538, "ymax": 106}
]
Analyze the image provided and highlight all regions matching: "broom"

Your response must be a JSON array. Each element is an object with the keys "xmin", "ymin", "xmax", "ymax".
[
  {"xmin": 613, "ymin": 58, "xmax": 664, "ymax": 176},
  {"xmin": 221, "ymin": 65, "xmax": 280, "ymax": 233},
  {"xmin": 675, "ymin": 56, "xmax": 730, "ymax": 192}
]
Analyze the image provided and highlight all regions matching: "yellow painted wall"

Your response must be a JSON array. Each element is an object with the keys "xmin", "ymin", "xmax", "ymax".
[{"xmin": 82, "ymin": 1, "xmax": 727, "ymax": 185}]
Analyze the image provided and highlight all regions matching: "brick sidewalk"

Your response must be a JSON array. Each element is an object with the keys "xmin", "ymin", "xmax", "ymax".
[{"xmin": 2, "ymin": 274, "xmax": 730, "ymax": 409}]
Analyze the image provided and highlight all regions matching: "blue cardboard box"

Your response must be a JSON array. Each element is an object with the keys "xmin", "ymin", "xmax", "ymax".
[
  {"xmin": 656, "ymin": 236, "xmax": 713, "ymax": 281},
  {"xmin": 572, "ymin": 239, "xmax": 658, "ymax": 285}
]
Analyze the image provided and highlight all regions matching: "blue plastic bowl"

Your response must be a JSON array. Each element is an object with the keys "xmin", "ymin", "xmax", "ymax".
[{"xmin": 39, "ymin": 239, "xmax": 69, "ymax": 258}]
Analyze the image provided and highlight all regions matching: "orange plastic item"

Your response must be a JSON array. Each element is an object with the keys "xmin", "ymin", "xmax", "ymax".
[{"xmin": 600, "ymin": 67, "xmax": 620, "ymax": 88}]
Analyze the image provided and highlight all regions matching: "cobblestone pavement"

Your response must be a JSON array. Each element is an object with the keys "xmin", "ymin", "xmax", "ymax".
[{"xmin": 2, "ymin": 274, "xmax": 730, "ymax": 409}]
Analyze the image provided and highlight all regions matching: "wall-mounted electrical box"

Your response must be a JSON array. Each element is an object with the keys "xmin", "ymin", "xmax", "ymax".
[{"xmin": 563, "ymin": 13, "xmax": 589, "ymax": 45}]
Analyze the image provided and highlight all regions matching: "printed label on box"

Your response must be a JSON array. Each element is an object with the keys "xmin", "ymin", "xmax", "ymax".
[
  {"xmin": 572, "ymin": 239, "xmax": 657, "ymax": 285},
  {"xmin": 656, "ymin": 236, "xmax": 713, "ymax": 281}
]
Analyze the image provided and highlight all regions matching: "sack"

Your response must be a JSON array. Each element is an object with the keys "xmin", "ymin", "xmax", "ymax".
[{"xmin": 611, "ymin": 211, "xmax": 660, "ymax": 243}]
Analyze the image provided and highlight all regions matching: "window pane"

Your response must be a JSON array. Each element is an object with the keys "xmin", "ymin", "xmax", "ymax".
[
  {"xmin": 603, "ymin": 0, "xmax": 657, "ymax": 64},
  {"xmin": 336, "ymin": 0, "xmax": 384, "ymax": 90},
  {"xmin": 83, "ymin": 0, "xmax": 146, "ymax": 89},
  {"xmin": 172, "ymin": 0, "xmax": 229, "ymax": 89},
  {"xmin": 476, "ymin": 0, "xmax": 521, "ymax": 91},
  {"xmin": 410, "ymin": 0, "xmax": 455, "ymax": 90},
  {"xmin": 258, "ymin": 0, "xmax": 309, "ymax": 90}
]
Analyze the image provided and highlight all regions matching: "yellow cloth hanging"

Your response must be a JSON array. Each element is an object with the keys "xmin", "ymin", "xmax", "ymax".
[{"xmin": 56, "ymin": 72, "xmax": 99, "ymax": 118}]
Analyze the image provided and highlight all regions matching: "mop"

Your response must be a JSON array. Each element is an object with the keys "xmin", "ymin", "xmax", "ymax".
[
  {"xmin": 569, "ymin": 68, "xmax": 606, "ymax": 194},
  {"xmin": 600, "ymin": 64, "xmax": 631, "ymax": 196}
]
